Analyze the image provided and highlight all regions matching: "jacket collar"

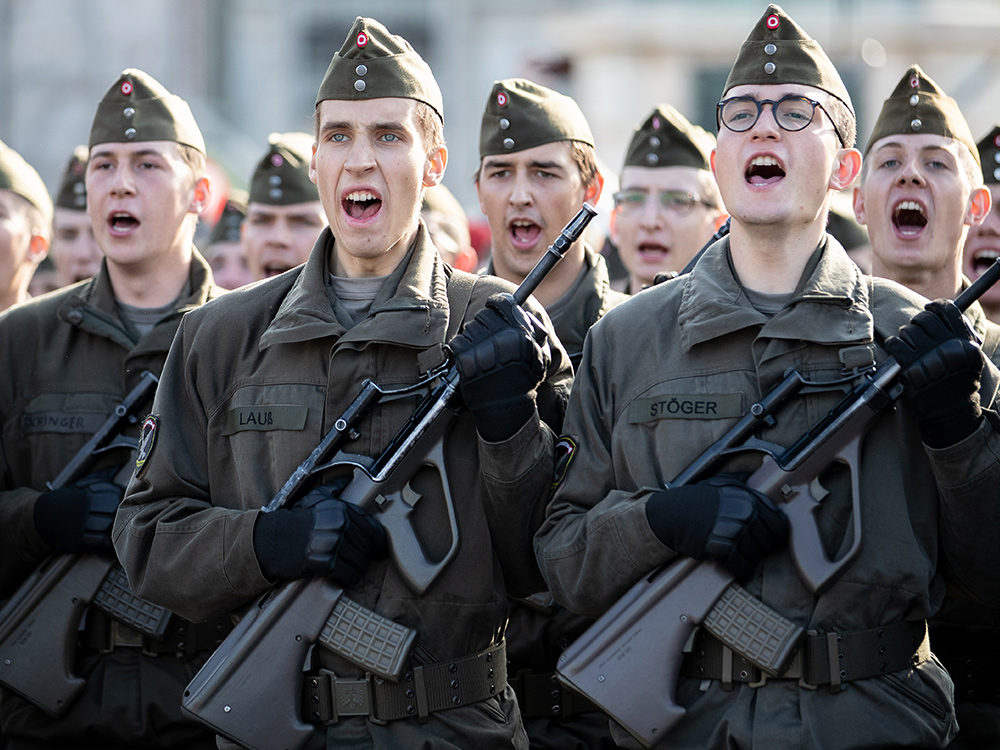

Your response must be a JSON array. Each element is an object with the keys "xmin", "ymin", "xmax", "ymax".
[
  {"xmin": 678, "ymin": 235, "xmax": 874, "ymax": 353},
  {"xmin": 259, "ymin": 223, "xmax": 452, "ymax": 352}
]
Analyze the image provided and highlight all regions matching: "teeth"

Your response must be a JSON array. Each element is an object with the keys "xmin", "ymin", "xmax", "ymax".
[
  {"xmin": 512, "ymin": 220, "xmax": 535, "ymax": 227},
  {"xmin": 346, "ymin": 190, "xmax": 376, "ymax": 202},
  {"xmin": 976, "ymin": 249, "xmax": 1000, "ymax": 261},
  {"xmin": 896, "ymin": 200, "xmax": 925, "ymax": 215},
  {"xmin": 750, "ymin": 156, "xmax": 778, "ymax": 167}
]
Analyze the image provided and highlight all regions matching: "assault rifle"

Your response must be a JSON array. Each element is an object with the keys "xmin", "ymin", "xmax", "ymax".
[
  {"xmin": 181, "ymin": 204, "xmax": 598, "ymax": 750},
  {"xmin": 556, "ymin": 261, "xmax": 1000, "ymax": 748},
  {"xmin": 0, "ymin": 371, "xmax": 167, "ymax": 716}
]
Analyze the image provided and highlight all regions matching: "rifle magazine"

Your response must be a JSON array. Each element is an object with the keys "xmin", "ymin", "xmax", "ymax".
[
  {"xmin": 92, "ymin": 564, "xmax": 172, "ymax": 639},
  {"xmin": 318, "ymin": 597, "xmax": 417, "ymax": 681},
  {"xmin": 702, "ymin": 583, "xmax": 803, "ymax": 675}
]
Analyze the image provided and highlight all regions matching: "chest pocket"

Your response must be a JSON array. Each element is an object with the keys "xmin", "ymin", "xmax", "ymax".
[{"xmin": 217, "ymin": 384, "xmax": 323, "ymax": 504}]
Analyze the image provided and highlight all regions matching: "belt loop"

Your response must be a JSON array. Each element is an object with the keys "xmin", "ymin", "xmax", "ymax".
[
  {"xmin": 412, "ymin": 665, "xmax": 430, "ymax": 722},
  {"xmin": 826, "ymin": 632, "xmax": 844, "ymax": 694},
  {"xmin": 721, "ymin": 646, "xmax": 734, "ymax": 692}
]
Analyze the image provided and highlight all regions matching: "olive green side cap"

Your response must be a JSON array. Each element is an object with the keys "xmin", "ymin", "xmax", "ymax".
[
  {"xmin": 723, "ymin": 4, "xmax": 853, "ymax": 116},
  {"xmin": 0, "ymin": 139, "xmax": 53, "ymax": 222},
  {"xmin": 479, "ymin": 78, "xmax": 593, "ymax": 158},
  {"xmin": 248, "ymin": 132, "xmax": 318, "ymax": 206},
  {"xmin": 55, "ymin": 145, "xmax": 89, "ymax": 211},
  {"xmin": 864, "ymin": 65, "xmax": 978, "ymax": 167},
  {"xmin": 88, "ymin": 68, "xmax": 205, "ymax": 154},
  {"xmin": 315, "ymin": 17, "xmax": 443, "ymax": 121},
  {"xmin": 208, "ymin": 190, "xmax": 247, "ymax": 246},
  {"xmin": 977, "ymin": 124, "xmax": 1000, "ymax": 184},
  {"xmin": 623, "ymin": 104, "xmax": 714, "ymax": 170}
]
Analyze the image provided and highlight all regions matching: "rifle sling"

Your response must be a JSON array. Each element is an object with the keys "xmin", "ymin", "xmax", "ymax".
[
  {"xmin": 303, "ymin": 641, "xmax": 506, "ymax": 724},
  {"xmin": 681, "ymin": 620, "xmax": 929, "ymax": 692}
]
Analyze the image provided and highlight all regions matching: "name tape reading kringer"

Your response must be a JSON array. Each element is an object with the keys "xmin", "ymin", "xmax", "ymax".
[{"xmin": 628, "ymin": 393, "xmax": 743, "ymax": 423}]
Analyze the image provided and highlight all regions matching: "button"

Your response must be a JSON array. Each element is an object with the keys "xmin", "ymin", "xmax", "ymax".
[
  {"xmin": 764, "ymin": 62, "xmax": 776, "ymax": 74},
  {"xmin": 123, "ymin": 107, "xmax": 135, "ymax": 119},
  {"xmin": 124, "ymin": 127, "xmax": 137, "ymax": 140},
  {"xmin": 499, "ymin": 118, "xmax": 510, "ymax": 130},
  {"xmin": 503, "ymin": 137, "xmax": 515, "ymax": 149},
  {"xmin": 909, "ymin": 94, "xmax": 919, "ymax": 106},
  {"xmin": 764, "ymin": 43, "xmax": 777, "ymax": 55},
  {"xmin": 356, "ymin": 64, "xmax": 368, "ymax": 76},
  {"xmin": 355, "ymin": 80, "xmax": 366, "ymax": 92},
  {"xmin": 910, "ymin": 118, "xmax": 922, "ymax": 131}
]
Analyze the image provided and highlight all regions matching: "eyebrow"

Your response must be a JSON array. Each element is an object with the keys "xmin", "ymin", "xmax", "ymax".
[
  {"xmin": 482, "ymin": 158, "xmax": 567, "ymax": 172},
  {"xmin": 873, "ymin": 141, "xmax": 951, "ymax": 156},
  {"xmin": 319, "ymin": 120, "xmax": 407, "ymax": 137}
]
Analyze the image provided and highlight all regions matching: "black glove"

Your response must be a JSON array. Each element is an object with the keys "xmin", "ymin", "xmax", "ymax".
[
  {"xmin": 253, "ymin": 482, "xmax": 388, "ymax": 585},
  {"xmin": 33, "ymin": 467, "xmax": 124, "ymax": 555},
  {"xmin": 449, "ymin": 293, "xmax": 551, "ymax": 442},
  {"xmin": 645, "ymin": 476, "xmax": 788, "ymax": 581},
  {"xmin": 884, "ymin": 300, "xmax": 985, "ymax": 449}
]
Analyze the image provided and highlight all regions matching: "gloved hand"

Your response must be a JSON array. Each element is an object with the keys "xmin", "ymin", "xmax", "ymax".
[
  {"xmin": 645, "ymin": 475, "xmax": 788, "ymax": 581},
  {"xmin": 884, "ymin": 300, "xmax": 985, "ymax": 449},
  {"xmin": 449, "ymin": 293, "xmax": 551, "ymax": 442},
  {"xmin": 253, "ymin": 481, "xmax": 388, "ymax": 585},
  {"xmin": 33, "ymin": 467, "xmax": 124, "ymax": 555}
]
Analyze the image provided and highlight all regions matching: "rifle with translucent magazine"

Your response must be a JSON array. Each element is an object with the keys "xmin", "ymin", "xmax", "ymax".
[
  {"xmin": 556, "ymin": 259, "xmax": 1000, "ymax": 748},
  {"xmin": 0, "ymin": 371, "xmax": 166, "ymax": 716},
  {"xmin": 181, "ymin": 203, "xmax": 597, "ymax": 750}
]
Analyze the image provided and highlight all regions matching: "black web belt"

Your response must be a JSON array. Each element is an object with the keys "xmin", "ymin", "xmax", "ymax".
[
  {"xmin": 80, "ymin": 608, "xmax": 232, "ymax": 658},
  {"xmin": 303, "ymin": 641, "xmax": 506, "ymax": 724},
  {"xmin": 509, "ymin": 669, "xmax": 600, "ymax": 718},
  {"xmin": 681, "ymin": 620, "xmax": 929, "ymax": 692},
  {"xmin": 941, "ymin": 653, "xmax": 1000, "ymax": 703}
]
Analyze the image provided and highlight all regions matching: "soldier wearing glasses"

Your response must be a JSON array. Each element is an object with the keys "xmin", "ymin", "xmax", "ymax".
[
  {"xmin": 609, "ymin": 105, "xmax": 727, "ymax": 294},
  {"xmin": 536, "ymin": 5, "xmax": 1000, "ymax": 749}
]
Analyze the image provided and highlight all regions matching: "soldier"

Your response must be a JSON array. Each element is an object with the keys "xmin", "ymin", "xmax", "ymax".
[
  {"xmin": 476, "ymin": 77, "xmax": 626, "ymax": 366},
  {"xmin": 853, "ymin": 65, "xmax": 1000, "ymax": 750},
  {"xmin": 963, "ymin": 125, "xmax": 1000, "ymax": 324},
  {"xmin": 0, "ymin": 68, "xmax": 226, "ymax": 749},
  {"xmin": 421, "ymin": 183, "xmax": 479, "ymax": 272},
  {"xmin": 535, "ymin": 5, "xmax": 1000, "ymax": 749},
  {"xmin": 114, "ymin": 17, "xmax": 570, "ymax": 749},
  {"xmin": 0, "ymin": 139, "xmax": 51, "ymax": 312},
  {"xmin": 610, "ymin": 104, "xmax": 727, "ymax": 294},
  {"xmin": 204, "ymin": 192, "xmax": 253, "ymax": 290},
  {"xmin": 49, "ymin": 146, "xmax": 102, "ymax": 289},
  {"xmin": 243, "ymin": 132, "xmax": 326, "ymax": 280}
]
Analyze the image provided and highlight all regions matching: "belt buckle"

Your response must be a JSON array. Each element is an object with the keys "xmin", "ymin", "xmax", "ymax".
[
  {"xmin": 321, "ymin": 670, "xmax": 380, "ymax": 725},
  {"xmin": 110, "ymin": 619, "xmax": 145, "ymax": 651}
]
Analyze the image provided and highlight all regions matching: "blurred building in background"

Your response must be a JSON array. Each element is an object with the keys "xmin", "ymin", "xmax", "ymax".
[{"xmin": 3, "ymin": 0, "xmax": 1000, "ymax": 224}]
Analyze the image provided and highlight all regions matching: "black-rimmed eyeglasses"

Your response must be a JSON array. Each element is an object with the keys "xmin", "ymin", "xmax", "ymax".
[
  {"xmin": 612, "ymin": 190, "xmax": 715, "ymax": 216},
  {"xmin": 716, "ymin": 95, "xmax": 844, "ymax": 146}
]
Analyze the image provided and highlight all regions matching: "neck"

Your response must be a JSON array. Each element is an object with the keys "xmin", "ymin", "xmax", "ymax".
[
  {"xmin": 728, "ymin": 218, "xmax": 826, "ymax": 294},
  {"xmin": 630, "ymin": 272, "xmax": 652, "ymax": 295},
  {"xmin": 502, "ymin": 241, "xmax": 586, "ymax": 308},
  {"xmin": 0, "ymin": 281, "xmax": 29, "ymax": 312},
  {"xmin": 872, "ymin": 254, "xmax": 963, "ymax": 302},
  {"xmin": 333, "ymin": 225, "xmax": 417, "ymax": 279},
  {"xmin": 107, "ymin": 243, "xmax": 193, "ymax": 308}
]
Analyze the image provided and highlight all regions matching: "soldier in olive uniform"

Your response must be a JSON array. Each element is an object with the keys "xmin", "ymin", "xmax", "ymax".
[
  {"xmin": 49, "ymin": 146, "xmax": 103, "ymax": 289},
  {"xmin": 0, "ymin": 70, "xmax": 226, "ymax": 748},
  {"xmin": 610, "ymin": 104, "xmax": 727, "ymax": 294},
  {"xmin": 0, "ymin": 140, "xmax": 51, "ymax": 312},
  {"xmin": 204, "ymin": 191, "xmax": 252, "ymax": 290},
  {"xmin": 964, "ymin": 125, "xmax": 1000, "ymax": 325},
  {"xmin": 476, "ymin": 78, "xmax": 627, "ymax": 367},
  {"xmin": 243, "ymin": 132, "xmax": 326, "ymax": 280},
  {"xmin": 536, "ymin": 6, "xmax": 1000, "ymax": 749},
  {"xmin": 853, "ymin": 65, "xmax": 1000, "ymax": 750},
  {"xmin": 115, "ymin": 17, "xmax": 570, "ymax": 750}
]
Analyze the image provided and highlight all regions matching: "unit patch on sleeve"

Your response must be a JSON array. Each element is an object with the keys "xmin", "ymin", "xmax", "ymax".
[
  {"xmin": 551, "ymin": 436, "xmax": 577, "ymax": 491},
  {"xmin": 135, "ymin": 414, "xmax": 158, "ymax": 475}
]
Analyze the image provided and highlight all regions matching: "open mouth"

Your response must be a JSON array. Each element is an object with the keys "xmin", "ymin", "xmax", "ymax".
[
  {"xmin": 109, "ymin": 212, "xmax": 139, "ymax": 235},
  {"xmin": 262, "ymin": 263, "xmax": 292, "ymax": 278},
  {"xmin": 342, "ymin": 190, "xmax": 381, "ymax": 221},
  {"xmin": 972, "ymin": 249, "xmax": 1000, "ymax": 277},
  {"xmin": 638, "ymin": 242, "xmax": 669, "ymax": 259},
  {"xmin": 509, "ymin": 219, "xmax": 542, "ymax": 249},
  {"xmin": 892, "ymin": 200, "xmax": 927, "ymax": 236},
  {"xmin": 746, "ymin": 155, "xmax": 785, "ymax": 186}
]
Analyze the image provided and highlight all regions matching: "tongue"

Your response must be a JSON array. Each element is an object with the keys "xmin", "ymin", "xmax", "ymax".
[
  {"xmin": 346, "ymin": 199, "xmax": 380, "ymax": 220},
  {"xmin": 511, "ymin": 223, "xmax": 541, "ymax": 245}
]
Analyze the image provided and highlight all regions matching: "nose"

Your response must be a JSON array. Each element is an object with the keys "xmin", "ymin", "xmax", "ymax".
[
  {"xmin": 749, "ymin": 102, "xmax": 782, "ymax": 140},
  {"xmin": 509, "ymin": 170, "xmax": 533, "ymax": 207},
  {"xmin": 110, "ymin": 165, "xmax": 136, "ymax": 196},
  {"xmin": 639, "ymin": 194, "xmax": 665, "ymax": 228},
  {"xmin": 345, "ymin": 137, "xmax": 376, "ymax": 174},
  {"xmin": 896, "ymin": 155, "xmax": 925, "ymax": 186}
]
